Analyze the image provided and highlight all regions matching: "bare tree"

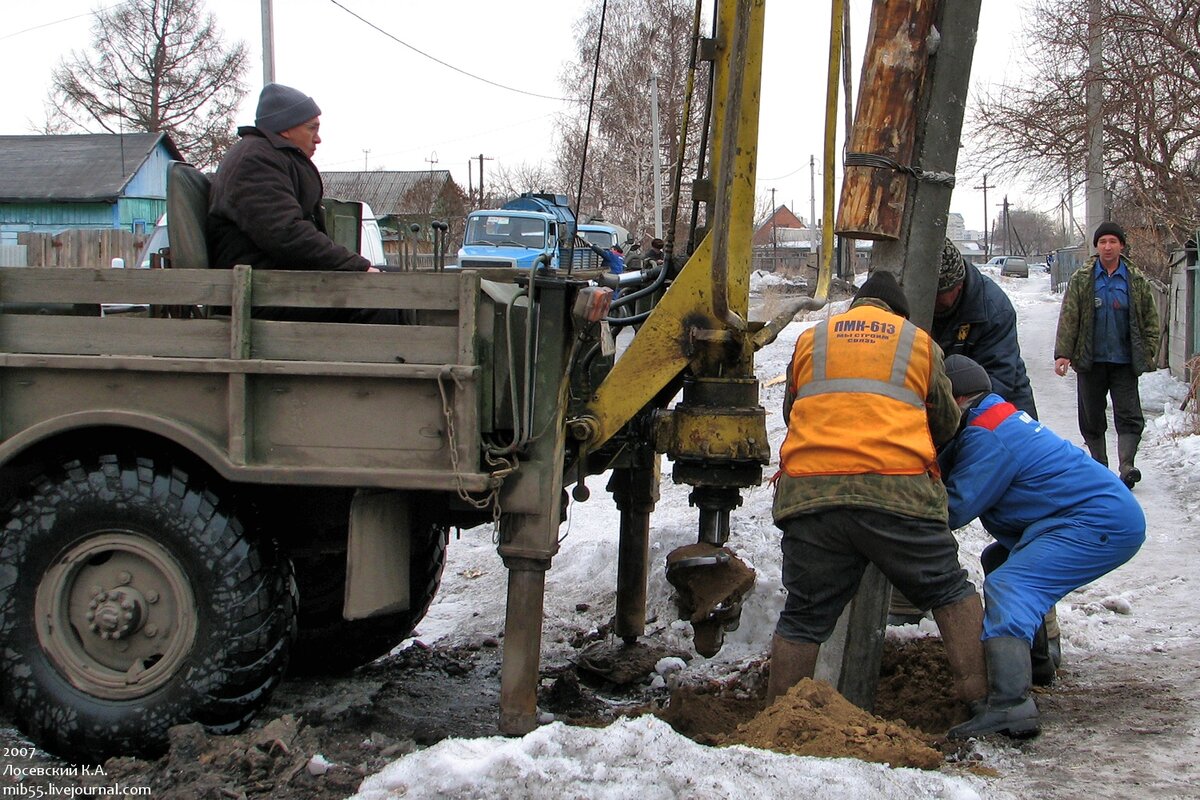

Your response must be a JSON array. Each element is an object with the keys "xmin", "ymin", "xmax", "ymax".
[
  {"xmin": 966, "ymin": 0, "xmax": 1200, "ymax": 278},
  {"xmin": 45, "ymin": 0, "xmax": 248, "ymax": 170},
  {"xmin": 487, "ymin": 161, "xmax": 562, "ymax": 207},
  {"xmin": 558, "ymin": 0, "xmax": 708, "ymax": 246},
  {"xmin": 1003, "ymin": 207, "xmax": 1068, "ymax": 256}
]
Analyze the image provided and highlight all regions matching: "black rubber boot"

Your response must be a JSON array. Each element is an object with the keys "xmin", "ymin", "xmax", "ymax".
[
  {"xmin": 948, "ymin": 636, "xmax": 1041, "ymax": 740},
  {"xmin": 1083, "ymin": 436, "xmax": 1108, "ymax": 467},
  {"xmin": 1118, "ymin": 434, "xmax": 1141, "ymax": 489},
  {"xmin": 1030, "ymin": 622, "xmax": 1056, "ymax": 686}
]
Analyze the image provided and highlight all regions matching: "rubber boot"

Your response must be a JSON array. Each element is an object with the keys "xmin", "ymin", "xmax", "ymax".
[
  {"xmin": 1030, "ymin": 622, "xmax": 1056, "ymax": 686},
  {"xmin": 1044, "ymin": 605, "xmax": 1062, "ymax": 668},
  {"xmin": 1083, "ymin": 436, "xmax": 1108, "ymax": 467},
  {"xmin": 948, "ymin": 637, "xmax": 1041, "ymax": 740},
  {"xmin": 765, "ymin": 634, "xmax": 821, "ymax": 703},
  {"xmin": 1118, "ymin": 434, "xmax": 1141, "ymax": 489},
  {"xmin": 932, "ymin": 594, "xmax": 988, "ymax": 707}
]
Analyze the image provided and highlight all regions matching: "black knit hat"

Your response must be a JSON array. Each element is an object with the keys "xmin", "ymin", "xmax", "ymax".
[
  {"xmin": 1092, "ymin": 221, "xmax": 1126, "ymax": 247},
  {"xmin": 944, "ymin": 354, "xmax": 991, "ymax": 398},
  {"xmin": 256, "ymin": 83, "xmax": 321, "ymax": 133},
  {"xmin": 938, "ymin": 238, "xmax": 967, "ymax": 292},
  {"xmin": 854, "ymin": 270, "xmax": 910, "ymax": 319}
]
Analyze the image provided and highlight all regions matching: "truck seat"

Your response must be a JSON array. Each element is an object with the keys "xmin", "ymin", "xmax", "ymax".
[{"xmin": 166, "ymin": 161, "xmax": 211, "ymax": 269}]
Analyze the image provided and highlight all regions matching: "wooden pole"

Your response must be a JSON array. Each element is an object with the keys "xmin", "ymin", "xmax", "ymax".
[{"xmin": 835, "ymin": 0, "xmax": 938, "ymax": 240}]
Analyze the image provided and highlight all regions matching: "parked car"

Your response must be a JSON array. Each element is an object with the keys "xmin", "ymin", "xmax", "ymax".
[{"xmin": 986, "ymin": 255, "xmax": 1029, "ymax": 278}]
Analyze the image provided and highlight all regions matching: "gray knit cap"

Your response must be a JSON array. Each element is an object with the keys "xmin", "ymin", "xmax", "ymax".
[
  {"xmin": 255, "ymin": 83, "xmax": 321, "ymax": 133},
  {"xmin": 938, "ymin": 239, "xmax": 966, "ymax": 292},
  {"xmin": 944, "ymin": 354, "xmax": 991, "ymax": 398}
]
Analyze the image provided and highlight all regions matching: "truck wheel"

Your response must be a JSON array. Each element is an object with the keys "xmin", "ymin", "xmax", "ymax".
[
  {"xmin": 289, "ymin": 519, "xmax": 449, "ymax": 674},
  {"xmin": 0, "ymin": 455, "xmax": 296, "ymax": 761}
]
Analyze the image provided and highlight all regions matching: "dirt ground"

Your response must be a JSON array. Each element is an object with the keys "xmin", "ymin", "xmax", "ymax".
[{"xmin": 0, "ymin": 635, "xmax": 997, "ymax": 799}]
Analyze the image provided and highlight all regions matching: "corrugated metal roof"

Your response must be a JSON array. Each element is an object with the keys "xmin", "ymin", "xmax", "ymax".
[
  {"xmin": 322, "ymin": 170, "xmax": 453, "ymax": 215},
  {"xmin": 0, "ymin": 133, "xmax": 182, "ymax": 203}
]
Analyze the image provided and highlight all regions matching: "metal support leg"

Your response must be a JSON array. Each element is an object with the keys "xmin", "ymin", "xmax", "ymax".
[
  {"xmin": 610, "ymin": 465, "xmax": 658, "ymax": 643},
  {"xmin": 499, "ymin": 556, "xmax": 549, "ymax": 735}
]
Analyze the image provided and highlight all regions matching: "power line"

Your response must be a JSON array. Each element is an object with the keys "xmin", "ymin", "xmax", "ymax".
[
  {"xmin": 326, "ymin": 0, "xmax": 580, "ymax": 103},
  {"xmin": 0, "ymin": 3, "xmax": 130, "ymax": 42}
]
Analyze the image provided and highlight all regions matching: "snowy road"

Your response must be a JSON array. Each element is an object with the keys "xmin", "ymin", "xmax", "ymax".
[
  {"xmin": 355, "ymin": 269, "xmax": 1200, "ymax": 800},
  {"xmin": 976, "ymin": 272, "xmax": 1200, "ymax": 800}
]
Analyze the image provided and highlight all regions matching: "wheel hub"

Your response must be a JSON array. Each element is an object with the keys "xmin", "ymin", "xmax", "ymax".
[
  {"xmin": 35, "ymin": 531, "xmax": 196, "ymax": 700},
  {"xmin": 86, "ymin": 586, "xmax": 147, "ymax": 640}
]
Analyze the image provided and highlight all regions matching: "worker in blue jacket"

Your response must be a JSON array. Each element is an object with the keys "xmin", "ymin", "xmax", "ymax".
[
  {"xmin": 940, "ymin": 355, "xmax": 1145, "ymax": 740},
  {"xmin": 914, "ymin": 241, "xmax": 1060, "ymax": 684}
]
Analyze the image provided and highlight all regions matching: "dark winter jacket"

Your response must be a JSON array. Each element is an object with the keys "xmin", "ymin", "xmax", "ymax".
[
  {"xmin": 932, "ymin": 262, "xmax": 1038, "ymax": 419},
  {"xmin": 1054, "ymin": 255, "xmax": 1160, "ymax": 375},
  {"xmin": 207, "ymin": 126, "xmax": 370, "ymax": 272}
]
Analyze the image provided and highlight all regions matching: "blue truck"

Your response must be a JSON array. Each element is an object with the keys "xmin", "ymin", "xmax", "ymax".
[{"xmin": 457, "ymin": 192, "xmax": 624, "ymax": 271}]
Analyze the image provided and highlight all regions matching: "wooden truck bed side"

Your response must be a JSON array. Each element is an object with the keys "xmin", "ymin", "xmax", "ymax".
[{"xmin": 0, "ymin": 265, "xmax": 494, "ymax": 492}]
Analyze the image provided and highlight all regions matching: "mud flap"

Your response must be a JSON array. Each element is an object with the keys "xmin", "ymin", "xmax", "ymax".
[
  {"xmin": 665, "ymin": 542, "xmax": 756, "ymax": 657},
  {"xmin": 344, "ymin": 490, "xmax": 411, "ymax": 620}
]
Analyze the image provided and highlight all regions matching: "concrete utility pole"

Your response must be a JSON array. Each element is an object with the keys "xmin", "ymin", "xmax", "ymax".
[
  {"xmin": 974, "ymin": 173, "xmax": 993, "ymax": 258},
  {"xmin": 1085, "ymin": 0, "xmax": 1106, "ymax": 244},
  {"xmin": 261, "ymin": 0, "xmax": 275, "ymax": 85}
]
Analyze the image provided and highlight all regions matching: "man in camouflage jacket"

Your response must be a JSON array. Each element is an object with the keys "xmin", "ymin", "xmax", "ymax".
[{"xmin": 1054, "ymin": 221, "xmax": 1160, "ymax": 488}]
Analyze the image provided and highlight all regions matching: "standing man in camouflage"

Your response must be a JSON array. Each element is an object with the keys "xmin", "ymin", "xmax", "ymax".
[
  {"xmin": 767, "ymin": 271, "xmax": 986, "ymax": 715},
  {"xmin": 1054, "ymin": 222, "xmax": 1160, "ymax": 489}
]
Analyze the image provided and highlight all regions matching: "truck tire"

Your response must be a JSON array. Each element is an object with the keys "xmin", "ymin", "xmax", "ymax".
[
  {"xmin": 289, "ymin": 519, "xmax": 449, "ymax": 674},
  {"xmin": 0, "ymin": 454, "xmax": 296, "ymax": 761}
]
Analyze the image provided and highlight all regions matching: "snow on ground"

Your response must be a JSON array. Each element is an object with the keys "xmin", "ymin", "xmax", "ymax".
[{"xmin": 353, "ymin": 268, "xmax": 1200, "ymax": 799}]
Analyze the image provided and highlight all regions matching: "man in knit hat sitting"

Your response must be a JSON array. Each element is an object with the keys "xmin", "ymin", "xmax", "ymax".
[
  {"xmin": 207, "ymin": 83, "xmax": 394, "ymax": 322},
  {"xmin": 766, "ymin": 271, "xmax": 986, "ymax": 719}
]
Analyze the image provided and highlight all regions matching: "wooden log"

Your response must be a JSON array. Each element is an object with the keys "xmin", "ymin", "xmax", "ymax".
[{"xmin": 835, "ymin": 0, "xmax": 937, "ymax": 240}]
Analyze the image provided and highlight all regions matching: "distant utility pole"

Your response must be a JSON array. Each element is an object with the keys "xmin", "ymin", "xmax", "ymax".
[
  {"xmin": 770, "ymin": 187, "xmax": 778, "ymax": 267},
  {"xmin": 1085, "ymin": 0, "xmax": 1105, "ymax": 244},
  {"xmin": 1001, "ymin": 195, "xmax": 1011, "ymax": 255},
  {"xmin": 476, "ymin": 153, "xmax": 493, "ymax": 207},
  {"xmin": 363, "ymin": 150, "xmax": 370, "ymax": 171},
  {"xmin": 650, "ymin": 76, "xmax": 664, "ymax": 239},
  {"xmin": 809, "ymin": 155, "xmax": 818, "ymax": 272},
  {"xmin": 261, "ymin": 0, "xmax": 275, "ymax": 85},
  {"xmin": 973, "ymin": 173, "xmax": 993, "ymax": 258}
]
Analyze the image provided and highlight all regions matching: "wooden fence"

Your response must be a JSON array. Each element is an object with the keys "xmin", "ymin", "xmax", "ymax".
[{"xmin": 16, "ymin": 229, "xmax": 147, "ymax": 269}]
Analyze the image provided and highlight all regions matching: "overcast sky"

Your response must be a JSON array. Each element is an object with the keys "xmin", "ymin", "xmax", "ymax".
[{"xmin": 1, "ymin": 1, "xmax": 1039, "ymax": 235}]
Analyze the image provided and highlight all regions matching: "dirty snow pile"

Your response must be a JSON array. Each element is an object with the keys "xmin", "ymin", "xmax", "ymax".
[{"xmin": 352, "ymin": 268, "xmax": 1197, "ymax": 800}]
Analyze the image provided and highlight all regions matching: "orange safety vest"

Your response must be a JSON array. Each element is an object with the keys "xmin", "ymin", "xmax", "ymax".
[{"xmin": 780, "ymin": 304, "xmax": 940, "ymax": 477}]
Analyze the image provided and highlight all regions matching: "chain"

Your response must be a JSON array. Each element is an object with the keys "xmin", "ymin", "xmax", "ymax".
[{"xmin": 437, "ymin": 370, "xmax": 504, "ymax": 520}]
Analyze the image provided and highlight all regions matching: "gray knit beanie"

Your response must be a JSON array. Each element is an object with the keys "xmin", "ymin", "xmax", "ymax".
[
  {"xmin": 938, "ymin": 238, "xmax": 967, "ymax": 292},
  {"xmin": 255, "ymin": 83, "xmax": 321, "ymax": 133},
  {"xmin": 944, "ymin": 354, "xmax": 991, "ymax": 398}
]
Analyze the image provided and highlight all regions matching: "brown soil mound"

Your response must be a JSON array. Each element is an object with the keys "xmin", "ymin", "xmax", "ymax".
[
  {"xmin": 655, "ymin": 671, "xmax": 766, "ymax": 744},
  {"xmin": 722, "ymin": 678, "xmax": 944, "ymax": 770},
  {"xmin": 874, "ymin": 635, "xmax": 969, "ymax": 733}
]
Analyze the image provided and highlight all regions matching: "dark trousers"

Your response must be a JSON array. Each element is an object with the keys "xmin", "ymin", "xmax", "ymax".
[{"xmin": 1076, "ymin": 362, "xmax": 1144, "ymax": 440}]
